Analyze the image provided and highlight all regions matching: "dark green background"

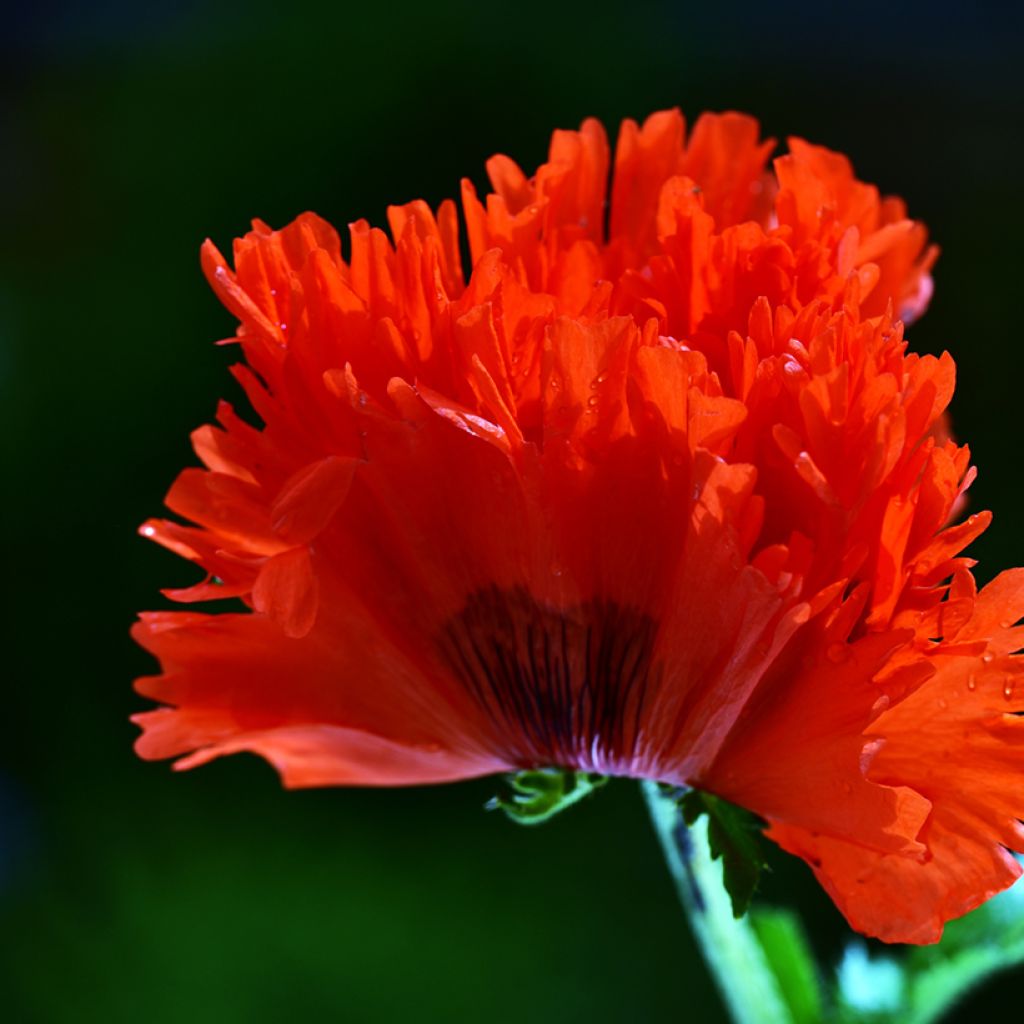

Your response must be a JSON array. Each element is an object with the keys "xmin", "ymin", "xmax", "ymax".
[{"xmin": 4, "ymin": 2, "xmax": 1023, "ymax": 1020}]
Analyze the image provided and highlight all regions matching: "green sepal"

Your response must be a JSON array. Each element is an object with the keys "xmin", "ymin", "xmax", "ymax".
[
  {"xmin": 678, "ymin": 789, "xmax": 768, "ymax": 918},
  {"xmin": 485, "ymin": 768, "xmax": 608, "ymax": 825}
]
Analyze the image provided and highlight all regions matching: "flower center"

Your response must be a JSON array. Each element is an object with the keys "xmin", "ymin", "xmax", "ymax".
[{"xmin": 437, "ymin": 585, "xmax": 658, "ymax": 772}]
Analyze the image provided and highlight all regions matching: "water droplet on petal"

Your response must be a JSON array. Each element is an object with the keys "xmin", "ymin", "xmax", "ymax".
[
  {"xmin": 586, "ymin": 394, "xmax": 599, "ymax": 409},
  {"xmin": 1000, "ymin": 619, "xmax": 1015, "ymax": 629},
  {"xmin": 591, "ymin": 372, "xmax": 609, "ymax": 388},
  {"xmin": 279, "ymin": 322, "xmax": 288, "ymax": 331},
  {"xmin": 782, "ymin": 355, "xmax": 805, "ymax": 378},
  {"xmin": 826, "ymin": 642, "xmax": 849, "ymax": 663},
  {"xmin": 967, "ymin": 674, "xmax": 977, "ymax": 691},
  {"xmin": 1003, "ymin": 680, "xmax": 1015, "ymax": 701},
  {"xmin": 141, "ymin": 524, "xmax": 156, "ymax": 537},
  {"xmin": 983, "ymin": 652, "xmax": 995, "ymax": 664},
  {"xmin": 938, "ymin": 698, "xmax": 948, "ymax": 710}
]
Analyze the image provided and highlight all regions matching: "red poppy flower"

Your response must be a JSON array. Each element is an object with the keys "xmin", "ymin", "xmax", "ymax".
[{"xmin": 133, "ymin": 108, "xmax": 1023, "ymax": 944}]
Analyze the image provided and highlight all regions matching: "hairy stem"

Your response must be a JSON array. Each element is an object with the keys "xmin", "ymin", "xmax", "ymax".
[{"xmin": 642, "ymin": 780, "xmax": 792, "ymax": 1024}]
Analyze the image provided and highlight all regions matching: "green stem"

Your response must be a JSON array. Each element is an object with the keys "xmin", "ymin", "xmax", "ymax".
[{"xmin": 642, "ymin": 780, "xmax": 793, "ymax": 1024}]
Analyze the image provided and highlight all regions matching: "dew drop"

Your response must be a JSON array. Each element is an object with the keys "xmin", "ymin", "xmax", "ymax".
[
  {"xmin": 1000, "ymin": 619, "xmax": 1015, "ymax": 629},
  {"xmin": 983, "ymin": 652, "xmax": 995, "ymax": 664},
  {"xmin": 279, "ymin": 322, "xmax": 288, "ymax": 331},
  {"xmin": 591, "ymin": 371, "xmax": 609, "ymax": 388},
  {"xmin": 551, "ymin": 563, "xmax": 564, "ymax": 578},
  {"xmin": 1003, "ymin": 680, "xmax": 1015, "ymax": 701},
  {"xmin": 781, "ymin": 355, "xmax": 805, "ymax": 378},
  {"xmin": 938, "ymin": 698, "xmax": 948, "ymax": 710},
  {"xmin": 141, "ymin": 524, "xmax": 156, "ymax": 538},
  {"xmin": 967, "ymin": 674, "xmax": 977, "ymax": 692},
  {"xmin": 826, "ymin": 642, "xmax": 849, "ymax": 663},
  {"xmin": 270, "ymin": 288, "xmax": 278, "ymax": 297},
  {"xmin": 586, "ymin": 394, "xmax": 599, "ymax": 409}
]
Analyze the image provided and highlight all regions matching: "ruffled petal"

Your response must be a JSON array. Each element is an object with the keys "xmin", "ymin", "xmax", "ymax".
[
  {"xmin": 766, "ymin": 572, "xmax": 1024, "ymax": 943},
  {"xmin": 134, "ymin": 106, "xmax": 1022, "ymax": 946}
]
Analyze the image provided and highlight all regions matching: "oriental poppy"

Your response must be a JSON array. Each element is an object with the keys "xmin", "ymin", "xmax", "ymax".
[{"xmin": 133, "ymin": 108, "xmax": 1024, "ymax": 945}]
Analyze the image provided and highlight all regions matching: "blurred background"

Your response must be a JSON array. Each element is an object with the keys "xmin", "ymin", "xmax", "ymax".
[{"xmin": 3, "ymin": 1, "xmax": 1024, "ymax": 1020}]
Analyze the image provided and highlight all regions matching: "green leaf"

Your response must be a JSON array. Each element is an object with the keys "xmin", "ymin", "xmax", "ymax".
[
  {"xmin": 678, "ymin": 790, "xmax": 768, "ymax": 918},
  {"xmin": 485, "ymin": 768, "xmax": 608, "ymax": 825},
  {"xmin": 752, "ymin": 909, "xmax": 826, "ymax": 1024}
]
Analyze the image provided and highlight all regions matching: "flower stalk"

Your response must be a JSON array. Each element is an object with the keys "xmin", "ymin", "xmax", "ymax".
[{"xmin": 642, "ymin": 780, "xmax": 793, "ymax": 1024}]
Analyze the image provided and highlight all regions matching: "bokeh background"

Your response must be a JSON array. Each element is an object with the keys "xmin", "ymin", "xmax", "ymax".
[{"xmin": 4, "ymin": 1, "xmax": 1024, "ymax": 1020}]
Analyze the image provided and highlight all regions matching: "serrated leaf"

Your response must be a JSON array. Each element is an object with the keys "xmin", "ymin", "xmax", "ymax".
[
  {"xmin": 485, "ymin": 768, "xmax": 608, "ymax": 825},
  {"xmin": 679, "ymin": 790, "xmax": 768, "ymax": 917}
]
